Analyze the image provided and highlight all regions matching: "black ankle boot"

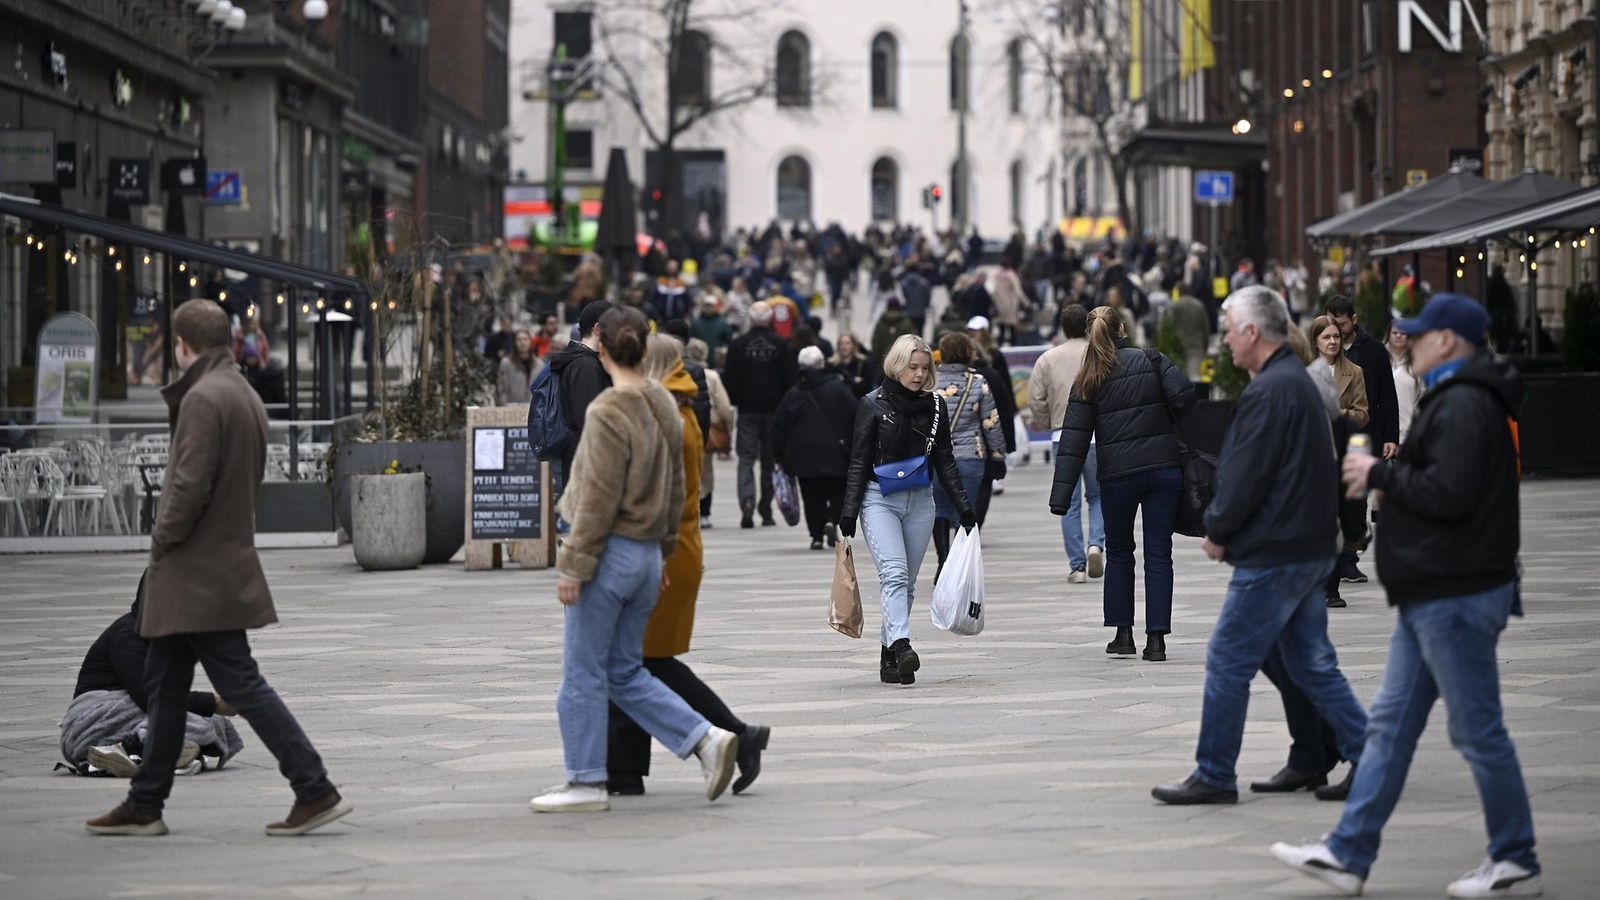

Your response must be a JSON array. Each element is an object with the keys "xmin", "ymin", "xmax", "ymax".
[
  {"xmin": 891, "ymin": 638, "xmax": 920, "ymax": 685},
  {"xmin": 1143, "ymin": 633, "xmax": 1167, "ymax": 662},
  {"xmin": 880, "ymin": 645, "xmax": 899, "ymax": 683},
  {"xmin": 1106, "ymin": 626, "xmax": 1136, "ymax": 656}
]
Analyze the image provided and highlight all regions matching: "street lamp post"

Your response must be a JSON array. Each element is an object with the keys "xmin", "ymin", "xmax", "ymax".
[{"xmin": 956, "ymin": 0, "xmax": 970, "ymax": 234}]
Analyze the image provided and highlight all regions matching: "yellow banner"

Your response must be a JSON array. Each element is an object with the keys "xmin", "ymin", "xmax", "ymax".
[
  {"xmin": 1056, "ymin": 217, "xmax": 1126, "ymax": 241},
  {"xmin": 1130, "ymin": 0, "xmax": 1144, "ymax": 101},
  {"xmin": 1179, "ymin": 0, "xmax": 1215, "ymax": 79}
]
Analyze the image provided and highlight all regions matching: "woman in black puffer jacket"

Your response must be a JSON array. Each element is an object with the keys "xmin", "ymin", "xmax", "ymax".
[
  {"xmin": 1049, "ymin": 307, "xmax": 1195, "ymax": 662},
  {"xmin": 838, "ymin": 334, "xmax": 974, "ymax": 687}
]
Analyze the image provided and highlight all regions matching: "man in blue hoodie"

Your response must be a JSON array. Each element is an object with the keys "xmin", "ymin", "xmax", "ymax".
[
  {"xmin": 1152, "ymin": 286, "xmax": 1368, "ymax": 806},
  {"xmin": 1273, "ymin": 295, "xmax": 1539, "ymax": 899}
]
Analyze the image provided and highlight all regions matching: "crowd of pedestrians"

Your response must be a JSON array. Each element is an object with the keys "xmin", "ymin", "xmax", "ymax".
[{"xmin": 67, "ymin": 216, "xmax": 1544, "ymax": 898}]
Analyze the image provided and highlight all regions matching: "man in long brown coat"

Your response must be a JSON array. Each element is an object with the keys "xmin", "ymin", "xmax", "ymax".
[{"xmin": 88, "ymin": 299, "xmax": 350, "ymax": 837}]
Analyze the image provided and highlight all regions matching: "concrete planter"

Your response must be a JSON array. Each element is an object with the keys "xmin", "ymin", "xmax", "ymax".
[
  {"xmin": 334, "ymin": 441, "xmax": 465, "ymax": 564},
  {"xmin": 350, "ymin": 473, "xmax": 426, "ymax": 571}
]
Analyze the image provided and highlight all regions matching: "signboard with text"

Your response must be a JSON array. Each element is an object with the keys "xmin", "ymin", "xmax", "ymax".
[
  {"xmin": 464, "ymin": 408, "xmax": 555, "ymax": 570},
  {"xmin": 0, "ymin": 129, "xmax": 56, "ymax": 184},
  {"xmin": 35, "ymin": 313, "xmax": 98, "ymax": 424},
  {"xmin": 108, "ymin": 158, "xmax": 150, "ymax": 205}
]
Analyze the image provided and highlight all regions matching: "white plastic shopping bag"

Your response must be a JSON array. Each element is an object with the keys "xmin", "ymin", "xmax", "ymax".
[{"xmin": 930, "ymin": 526, "xmax": 986, "ymax": 635}]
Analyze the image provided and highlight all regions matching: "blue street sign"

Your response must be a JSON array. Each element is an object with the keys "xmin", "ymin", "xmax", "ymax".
[
  {"xmin": 205, "ymin": 170, "xmax": 241, "ymax": 204},
  {"xmin": 1194, "ymin": 170, "xmax": 1234, "ymax": 205}
]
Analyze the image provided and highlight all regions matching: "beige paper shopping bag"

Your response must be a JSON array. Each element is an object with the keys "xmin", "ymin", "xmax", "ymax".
[{"xmin": 829, "ymin": 538, "xmax": 863, "ymax": 638}]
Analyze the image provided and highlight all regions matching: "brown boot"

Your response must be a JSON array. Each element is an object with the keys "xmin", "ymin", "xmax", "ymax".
[
  {"xmin": 86, "ymin": 803, "xmax": 168, "ymax": 836},
  {"xmin": 264, "ymin": 789, "xmax": 352, "ymax": 836}
]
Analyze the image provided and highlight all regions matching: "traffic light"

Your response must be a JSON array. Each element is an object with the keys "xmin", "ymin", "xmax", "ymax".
[
  {"xmin": 921, "ymin": 184, "xmax": 944, "ymax": 209},
  {"xmin": 931, "ymin": 184, "xmax": 943, "ymax": 204}
]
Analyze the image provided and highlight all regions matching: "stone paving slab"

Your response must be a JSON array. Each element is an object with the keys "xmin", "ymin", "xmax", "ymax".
[{"xmin": 0, "ymin": 464, "xmax": 1597, "ymax": 899}]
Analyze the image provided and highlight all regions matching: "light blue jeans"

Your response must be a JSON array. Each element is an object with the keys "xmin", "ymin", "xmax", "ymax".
[
  {"xmin": 1327, "ymin": 581, "xmax": 1538, "ymax": 879},
  {"xmin": 1060, "ymin": 441, "xmax": 1105, "ymax": 571},
  {"xmin": 860, "ymin": 482, "xmax": 935, "ymax": 646},
  {"xmin": 557, "ymin": 534, "xmax": 710, "ymax": 783}
]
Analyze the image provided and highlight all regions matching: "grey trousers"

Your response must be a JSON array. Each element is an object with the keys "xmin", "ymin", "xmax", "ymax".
[{"xmin": 736, "ymin": 412, "xmax": 776, "ymax": 515}]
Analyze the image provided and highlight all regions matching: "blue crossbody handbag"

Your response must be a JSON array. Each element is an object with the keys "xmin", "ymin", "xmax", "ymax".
[{"xmin": 872, "ymin": 393, "xmax": 940, "ymax": 495}]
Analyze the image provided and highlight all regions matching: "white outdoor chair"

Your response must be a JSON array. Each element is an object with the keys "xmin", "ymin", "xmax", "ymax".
[{"xmin": 0, "ymin": 454, "xmax": 28, "ymax": 536}]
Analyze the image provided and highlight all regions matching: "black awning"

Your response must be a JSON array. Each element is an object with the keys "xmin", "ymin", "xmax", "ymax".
[
  {"xmin": 0, "ymin": 192, "xmax": 363, "ymax": 293},
  {"xmin": 1375, "ymin": 187, "xmax": 1600, "ymax": 255},
  {"xmin": 1307, "ymin": 171, "xmax": 1489, "ymax": 240},
  {"xmin": 1360, "ymin": 171, "xmax": 1582, "ymax": 238},
  {"xmin": 1120, "ymin": 127, "xmax": 1267, "ymax": 169}
]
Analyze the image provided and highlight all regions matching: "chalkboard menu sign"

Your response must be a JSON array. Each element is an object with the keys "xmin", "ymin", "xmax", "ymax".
[{"xmin": 470, "ymin": 425, "xmax": 541, "ymax": 539}]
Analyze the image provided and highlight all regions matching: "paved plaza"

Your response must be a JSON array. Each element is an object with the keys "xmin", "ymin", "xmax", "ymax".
[{"xmin": 1, "ymin": 464, "xmax": 1597, "ymax": 899}]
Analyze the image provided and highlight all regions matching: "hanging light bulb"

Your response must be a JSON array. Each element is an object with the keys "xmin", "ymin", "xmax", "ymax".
[
  {"xmin": 115, "ymin": 260, "xmax": 123, "ymax": 272},
  {"xmin": 276, "ymin": 293, "xmax": 286, "ymax": 305},
  {"xmin": 301, "ymin": 304, "xmax": 310, "ymax": 314},
  {"xmin": 219, "ymin": 290, "xmax": 228, "ymax": 301},
  {"xmin": 1456, "ymin": 269, "xmax": 1465, "ymax": 279},
  {"xmin": 1555, "ymin": 240, "xmax": 1562, "ymax": 249},
  {"xmin": 144, "ymin": 254, "xmax": 152, "ymax": 265},
  {"xmin": 247, "ymin": 304, "xmax": 257, "ymax": 318},
  {"xmin": 24, "ymin": 234, "xmax": 33, "ymax": 246},
  {"xmin": 1478, "ymin": 252, "xmax": 1485, "ymax": 261},
  {"xmin": 107, "ymin": 245, "xmax": 115, "ymax": 256},
  {"xmin": 387, "ymin": 300, "xmax": 397, "ymax": 310},
  {"xmin": 1530, "ymin": 262, "xmax": 1538, "ymax": 271},
  {"xmin": 343, "ymin": 299, "xmax": 352, "ymax": 310},
  {"xmin": 189, "ymin": 276, "xmax": 199, "ymax": 287},
  {"xmin": 370, "ymin": 301, "xmax": 379, "ymax": 311},
  {"xmin": 178, "ymin": 262, "xmax": 186, "ymax": 272}
]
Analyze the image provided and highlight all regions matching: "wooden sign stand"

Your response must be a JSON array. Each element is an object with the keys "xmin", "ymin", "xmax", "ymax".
[{"xmin": 464, "ymin": 406, "xmax": 556, "ymax": 570}]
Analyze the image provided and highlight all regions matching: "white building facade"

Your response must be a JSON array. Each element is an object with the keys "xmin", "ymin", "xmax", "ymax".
[{"xmin": 509, "ymin": 1, "xmax": 1103, "ymax": 239}]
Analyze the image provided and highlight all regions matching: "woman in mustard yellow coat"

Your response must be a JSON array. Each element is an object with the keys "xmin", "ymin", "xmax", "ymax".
[{"xmin": 607, "ymin": 335, "xmax": 770, "ymax": 796}]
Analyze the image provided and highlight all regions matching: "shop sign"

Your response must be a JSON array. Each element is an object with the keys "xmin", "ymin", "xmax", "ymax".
[
  {"xmin": 162, "ymin": 157, "xmax": 207, "ymax": 194},
  {"xmin": 1398, "ymin": 1, "xmax": 1485, "ymax": 54},
  {"xmin": 108, "ymin": 158, "xmax": 151, "ymax": 205},
  {"xmin": 35, "ymin": 313, "xmax": 98, "ymax": 424},
  {"xmin": 0, "ymin": 129, "xmax": 57, "ymax": 184},
  {"xmin": 56, "ymin": 141, "xmax": 77, "ymax": 188}
]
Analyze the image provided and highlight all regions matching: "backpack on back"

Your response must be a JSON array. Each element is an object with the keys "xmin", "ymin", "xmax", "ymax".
[{"xmin": 527, "ymin": 365, "xmax": 573, "ymax": 460}]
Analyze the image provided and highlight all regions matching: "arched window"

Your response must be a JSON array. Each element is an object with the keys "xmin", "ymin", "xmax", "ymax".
[
  {"xmin": 776, "ymin": 155, "xmax": 811, "ymax": 221},
  {"xmin": 949, "ymin": 34, "xmax": 971, "ymax": 111},
  {"xmin": 1007, "ymin": 39, "xmax": 1024, "ymax": 114},
  {"xmin": 674, "ymin": 30, "xmax": 712, "ymax": 106},
  {"xmin": 871, "ymin": 157, "xmax": 898, "ymax": 222},
  {"xmin": 871, "ymin": 32, "xmax": 898, "ymax": 109},
  {"xmin": 1010, "ymin": 159, "xmax": 1025, "ymax": 227},
  {"xmin": 776, "ymin": 30, "xmax": 811, "ymax": 108},
  {"xmin": 950, "ymin": 158, "xmax": 971, "ymax": 228}
]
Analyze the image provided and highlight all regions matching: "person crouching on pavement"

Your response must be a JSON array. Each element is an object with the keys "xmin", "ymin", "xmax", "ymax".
[
  {"xmin": 836, "ymin": 334, "xmax": 974, "ymax": 686},
  {"xmin": 86, "ymin": 299, "xmax": 349, "ymax": 838},
  {"xmin": 534, "ymin": 306, "xmax": 741, "ymax": 813},
  {"xmin": 1272, "ymin": 294, "xmax": 1541, "ymax": 898},
  {"xmin": 62, "ymin": 572, "xmax": 243, "ymax": 778},
  {"xmin": 1151, "ymin": 286, "xmax": 1368, "ymax": 806}
]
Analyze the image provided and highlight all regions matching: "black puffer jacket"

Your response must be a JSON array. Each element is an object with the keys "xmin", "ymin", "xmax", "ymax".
[
  {"xmin": 840, "ymin": 378, "xmax": 972, "ymax": 525},
  {"xmin": 1368, "ymin": 353, "xmax": 1522, "ymax": 605},
  {"xmin": 772, "ymin": 369, "xmax": 860, "ymax": 478},
  {"xmin": 1049, "ymin": 345, "xmax": 1195, "ymax": 512}
]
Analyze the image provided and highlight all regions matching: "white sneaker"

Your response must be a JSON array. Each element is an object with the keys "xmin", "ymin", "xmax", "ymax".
[
  {"xmin": 1270, "ymin": 840, "xmax": 1365, "ymax": 896},
  {"xmin": 1068, "ymin": 569, "xmax": 1088, "ymax": 584},
  {"xmin": 1087, "ymin": 546, "xmax": 1105, "ymax": 579},
  {"xmin": 529, "ymin": 782, "xmax": 609, "ymax": 813},
  {"xmin": 1447, "ymin": 859, "xmax": 1542, "ymax": 897},
  {"xmin": 694, "ymin": 727, "xmax": 740, "ymax": 801},
  {"xmin": 88, "ymin": 744, "xmax": 139, "ymax": 778}
]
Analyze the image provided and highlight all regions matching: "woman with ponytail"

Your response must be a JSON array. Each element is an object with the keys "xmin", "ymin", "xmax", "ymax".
[{"xmin": 1048, "ymin": 307, "xmax": 1197, "ymax": 662}]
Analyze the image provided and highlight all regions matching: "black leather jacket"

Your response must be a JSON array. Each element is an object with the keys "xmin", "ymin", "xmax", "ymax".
[{"xmin": 840, "ymin": 378, "xmax": 972, "ymax": 524}]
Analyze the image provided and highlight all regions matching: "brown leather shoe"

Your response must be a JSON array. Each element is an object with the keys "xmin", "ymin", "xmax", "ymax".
[
  {"xmin": 86, "ymin": 803, "xmax": 168, "ymax": 836},
  {"xmin": 265, "ymin": 790, "xmax": 352, "ymax": 836}
]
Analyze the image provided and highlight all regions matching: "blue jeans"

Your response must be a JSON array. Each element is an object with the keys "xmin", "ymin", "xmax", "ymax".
[
  {"xmin": 1099, "ymin": 466, "xmax": 1181, "ymax": 633},
  {"xmin": 1327, "ymin": 582, "xmax": 1538, "ymax": 879},
  {"xmin": 1194, "ymin": 558, "xmax": 1368, "ymax": 790},
  {"xmin": 932, "ymin": 457, "xmax": 985, "ymax": 521},
  {"xmin": 557, "ymin": 535, "xmax": 710, "ymax": 783},
  {"xmin": 1060, "ymin": 443, "xmax": 1105, "ymax": 571},
  {"xmin": 860, "ymin": 482, "xmax": 935, "ymax": 646}
]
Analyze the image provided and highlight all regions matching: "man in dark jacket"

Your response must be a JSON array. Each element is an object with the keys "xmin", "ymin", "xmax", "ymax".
[
  {"xmin": 900, "ymin": 267, "xmax": 933, "ymax": 338},
  {"xmin": 1152, "ymin": 286, "xmax": 1367, "ymax": 806},
  {"xmin": 772, "ymin": 346, "xmax": 860, "ymax": 549},
  {"xmin": 87, "ymin": 300, "xmax": 347, "ymax": 838},
  {"xmin": 723, "ymin": 301, "xmax": 793, "ymax": 527},
  {"xmin": 1274, "ymin": 294, "xmax": 1540, "ymax": 898},
  {"xmin": 1325, "ymin": 295, "xmax": 1399, "ymax": 584},
  {"xmin": 545, "ymin": 301, "xmax": 614, "ymax": 478}
]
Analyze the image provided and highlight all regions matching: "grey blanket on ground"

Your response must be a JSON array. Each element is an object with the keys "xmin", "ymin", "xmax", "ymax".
[{"xmin": 58, "ymin": 690, "xmax": 244, "ymax": 768}]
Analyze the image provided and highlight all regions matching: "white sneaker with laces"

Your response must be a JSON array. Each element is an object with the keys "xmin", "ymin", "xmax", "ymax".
[
  {"xmin": 529, "ymin": 782, "xmax": 609, "ymax": 813},
  {"xmin": 1270, "ymin": 840, "xmax": 1364, "ymax": 896},
  {"xmin": 1447, "ymin": 859, "xmax": 1542, "ymax": 898},
  {"xmin": 1068, "ymin": 569, "xmax": 1088, "ymax": 584},
  {"xmin": 1087, "ymin": 546, "xmax": 1105, "ymax": 579},
  {"xmin": 88, "ymin": 743, "xmax": 139, "ymax": 778},
  {"xmin": 694, "ymin": 727, "xmax": 740, "ymax": 801}
]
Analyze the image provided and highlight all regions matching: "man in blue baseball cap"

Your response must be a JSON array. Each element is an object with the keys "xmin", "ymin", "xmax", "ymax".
[{"xmin": 1271, "ymin": 293, "xmax": 1540, "ymax": 898}]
